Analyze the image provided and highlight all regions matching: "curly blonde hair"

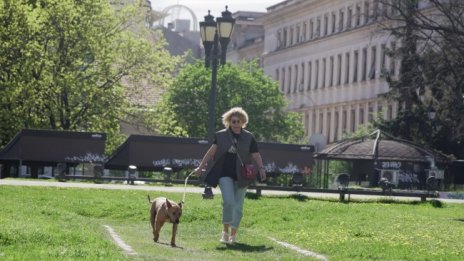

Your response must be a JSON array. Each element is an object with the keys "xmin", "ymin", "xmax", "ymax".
[{"xmin": 222, "ymin": 107, "xmax": 249, "ymax": 128}]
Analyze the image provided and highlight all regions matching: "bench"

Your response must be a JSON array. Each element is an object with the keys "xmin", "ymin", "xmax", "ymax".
[{"xmin": 249, "ymin": 184, "xmax": 437, "ymax": 202}]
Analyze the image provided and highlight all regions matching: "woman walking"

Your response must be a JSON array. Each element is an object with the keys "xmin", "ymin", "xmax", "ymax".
[{"xmin": 196, "ymin": 107, "xmax": 266, "ymax": 244}]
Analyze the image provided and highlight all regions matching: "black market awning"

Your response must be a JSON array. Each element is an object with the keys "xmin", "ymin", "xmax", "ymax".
[
  {"xmin": 0, "ymin": 129, "xmax": 106, "ymax": 165},
  {"xmin": 105, "ymin": 134, "xmax": 315, "ymax": 173},
  {"xmin": 104, "ymin": 135, "xmax": 210, "ymax": 171}
]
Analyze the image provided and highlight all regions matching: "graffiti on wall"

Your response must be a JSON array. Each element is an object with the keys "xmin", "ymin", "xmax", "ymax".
[
  {"xmin": 152, "ymin": 158, "xmax": 201, "ymax": 168},
  {"xmin": 64, "ymin": 153, "xmax": 105, "ymax": 163},
  {"xmin": 381, "ymin": 161, "xmax": 402, "ymax": 169},
  {"xmin": 152, "ymin": 158, "xmax": 309, "ymax": 174},
  {"xmin": 381, "ymin": 168, "xmax": 421, "ymax": 189},
  {"xmin": 397, "ymin": 170, "xmax": 420, "ymax": 189}
]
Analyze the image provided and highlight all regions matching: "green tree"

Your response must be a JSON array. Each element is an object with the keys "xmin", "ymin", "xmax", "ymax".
[
  {"xmin": 153, "ymin": 60, "xmax": 305, "ymax": 143},
  {"xmin": 0, "ymin": 0, "xmax": 180, "ymax": 152}
]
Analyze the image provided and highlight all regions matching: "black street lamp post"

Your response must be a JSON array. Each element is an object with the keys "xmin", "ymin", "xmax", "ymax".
[{"xmin": 199, "ymin": 6, "xmax": 235, "ymax": 142}]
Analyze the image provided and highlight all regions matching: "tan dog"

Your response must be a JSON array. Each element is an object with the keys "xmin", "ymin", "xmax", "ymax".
[{"xmin": 148, "ymin": 195, "xmax": 183, "ymax": 247}]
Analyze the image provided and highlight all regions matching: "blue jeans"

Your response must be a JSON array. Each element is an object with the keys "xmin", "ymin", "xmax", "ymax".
[{"xmin": 218, "ymin": 177, "xmax": 247, "ymax": 229}]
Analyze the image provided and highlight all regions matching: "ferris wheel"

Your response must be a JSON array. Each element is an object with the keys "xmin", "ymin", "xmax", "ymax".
[{"xmin": 158, "ymin": 4, "xmax": 198, "ymax": 31}]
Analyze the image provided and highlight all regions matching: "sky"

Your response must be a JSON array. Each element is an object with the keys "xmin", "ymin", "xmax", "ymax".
[{"xmin": 151, "ymin": 0, "xmax": 281, "ymax": 28}]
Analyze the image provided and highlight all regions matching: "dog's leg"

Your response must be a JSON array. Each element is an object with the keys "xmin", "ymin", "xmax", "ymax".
[
  {"xmin": 154, "ymin": 214, "xmax": 165, "ymax": 243},
  {"xmin": 150, "ymin": 205, "xmax": 157, "ymax": 242},
  {"xmin": 171, "ymin": 223, "xmax": 177, "ymax": 247}
]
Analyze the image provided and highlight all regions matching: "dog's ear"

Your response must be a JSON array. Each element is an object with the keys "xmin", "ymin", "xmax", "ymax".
[
  {"xmin": 178, "ymin": 202, "xmax": 183, "ymax": 209},
  {"xmin": 165, "ymin": 198, "xmax": 172, "ymax": 209}
]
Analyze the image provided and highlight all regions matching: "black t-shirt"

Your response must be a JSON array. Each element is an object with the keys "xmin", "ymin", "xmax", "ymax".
[{"xmin": 213, "ymin": 130, "xmax": 258, "ymax": 180}]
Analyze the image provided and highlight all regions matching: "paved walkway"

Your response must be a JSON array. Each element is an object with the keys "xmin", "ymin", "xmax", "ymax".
[{"xmin": 1, "ymin": 179, "xmax": 463, "ymax": 203}]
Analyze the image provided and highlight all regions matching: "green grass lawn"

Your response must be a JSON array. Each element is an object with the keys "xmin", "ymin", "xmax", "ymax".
[{"xmin": 1, "ymin": 184, "xmax": 463, "ymax": 260}]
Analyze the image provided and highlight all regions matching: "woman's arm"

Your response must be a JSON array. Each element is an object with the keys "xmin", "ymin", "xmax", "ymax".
[
  {"xmin": 195, "ymin": 144, "xmax": 217, "ymax": 176},
  {"xmin": 251, "ymin": 152, "xmax": 266, "ymax": 181}
]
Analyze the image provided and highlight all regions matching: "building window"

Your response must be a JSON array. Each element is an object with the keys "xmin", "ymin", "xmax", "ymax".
[
  {"xmin": 359, "ymin": 108, "xmax": 364, "ymax": 125},
  {"xmin": 307, "ymin": 61, "xmax": 312, "ymax": 90},
  {"xmin": 322, "ymin": 58, "xmax": 326, "ymax": 88},
  {"xmin": 369, "ymin": 46, "xmax": 377, "ymax": 79},
  {"xmin": 316, "ymin": 17, "xmax": 321, "ymax": 37},
  {"xmin": 312, "ymin": 113, "xmax": 317, "ymax": 133},
  {"xmin": 342, "ymin": 110, "xmax": 347, "ymax": 133},
  {"xmin": 332, "ymin": 13, "xmax": 336, "ymax": 33},
  {"xmin": 327, "ymin": 112, "xmax": 331, "ymax": 141},
  {"xmin": 364, "ymin": 1, "xmax": 370, "ymax": 24},
  {"xmin": 353, "ymin": 50, "xmax": 359, "ymax": 83},
  {"xmin": 334, "ymin": 111, "xmax": 339, "ymax": 141},
  {"xmin": 290, "ymin": 27, "xmax": 294, "ymax": 45},
  {"xmin": 287, "ymin": 66, "xmax": 292, "ymax": 94},
  {"xmin": 293, "ymin": 64, "xmax": 298, "ymax": 92},
  {"xmin": 309, "ymin": 19, "xmax": 314, "ymax": 39},
  {"xmin": 345, "ymin": 52, "xmax": 350, "ymax": 84},
  {"xmin": 324, "ymin": 15, "xmax": 328, "ymax": 36},
  {"xmin": 373, "ymin": 0, "xmax": 379, "ymax": 21},
  {"xmin": 329, "ymin": 56, "xmax": 334, "ymax": 87},
  {"xmin": 319, "ymin": 113, "xmax": 324, "ymax": 133},
  {"xmin": 281, "ymin": 68, "xmax": 285, "ymax": 92},
  {"xmin": 339, "ymin": 9, "xmax": 345, "ymax": 31},
  {"xmin": 337, "ymin": 54, "xmax": 342, "ymax": 85},
  {"xmin": 302, "ymin": 22, "xmax": 307, "ymax": 41},
  {"xmin": 390, "ymin": 41, "xmax": 396, "ymax": 76},
  {"xmin": 315, "ymin": 60, "xmax": 319, "ymax": 89},
  {"xmin": 351, "ymin": 109, "xmax": 356, "ymax": 132},
  {"xmin": 296, "ymin": 24, "xmax": 301, "ymax": 43},
  {"xmin": 387, "ymin": 104, "xmax": 393, "ymax": 120},
  {"xmin": 347, "ymin": 7, "xmax": 352, "ymax": 28},
  {"xmin": 355, "ymin": 4, "xmax": 361, "ymax": 27},
  {"xmin": 300, "ymin": 62, "xmax": 305, "ymax": 91},
  {"xmin": 283, "ymin": 28, "xmax": 288, "ymax": 47},
  {"xmin": 362, "ymin": 48, "xmax": 367, "ymax": 81},
  {"xmin": 380, "ymin": 43, "xmax": 387, "ymax": 72}
]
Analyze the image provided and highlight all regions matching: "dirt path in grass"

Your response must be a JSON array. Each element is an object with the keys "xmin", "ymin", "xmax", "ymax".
[
  {"xmin": 103, "ymin": 222, "xmax": 330, "ymax": 260},
  {"xmin": 104, "ymin": 225, "xmax": 137, "ymax": 256},
  {"xmin": 103, "ymin": 224, "xmax": 327, "ymax": 260},
  {"xmin": 269, "ymin": 237, "xmax": 328, "ymax": 260}
]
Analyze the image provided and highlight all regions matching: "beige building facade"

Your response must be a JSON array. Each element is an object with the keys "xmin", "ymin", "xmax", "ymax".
[
  {"xmin": 228, "ymin": 11, "xmax": 266, "ymax": 66},
  {"xmin": 255, "ymin": 0, "xmax": 404, "ymax": 143}
]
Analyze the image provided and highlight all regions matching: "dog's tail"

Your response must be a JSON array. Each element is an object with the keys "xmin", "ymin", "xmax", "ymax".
[{"xmin": 147, "ymin": 194, "xmax": 152, "ymax": 203}]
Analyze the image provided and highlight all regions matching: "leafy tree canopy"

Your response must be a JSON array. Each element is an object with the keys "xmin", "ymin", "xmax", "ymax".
[
  {"xmin": 153, "ymin": 60, "xmax": 305, "ymax": 143},
  {"xmin": 0, "ymin": 0, "xmax": 180, "ymax": 153}
]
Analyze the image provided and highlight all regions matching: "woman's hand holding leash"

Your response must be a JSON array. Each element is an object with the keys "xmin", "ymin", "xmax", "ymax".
[{"xmin": 194, "ymin": 166, "xmax": 206, "ymax": 177}]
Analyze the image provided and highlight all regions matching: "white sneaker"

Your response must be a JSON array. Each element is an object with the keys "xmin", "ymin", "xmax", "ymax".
[
  {"xmin": 229, "ymin": 235, "xmax": 237, "ymax": 244},
  {"xmin": 220, "ymin": 232, "xmax": 229, "ymax": 244}
]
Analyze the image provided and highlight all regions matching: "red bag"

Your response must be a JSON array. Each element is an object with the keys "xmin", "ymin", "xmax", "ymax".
[{"xmin": 240, "ymin": 164, "xmax": 256, "ymax": 181}]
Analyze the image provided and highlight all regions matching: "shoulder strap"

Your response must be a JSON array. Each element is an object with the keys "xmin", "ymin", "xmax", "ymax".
[{"xmin": 227, "ymin": 129, "xmax": 245, "ymax": 166}]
